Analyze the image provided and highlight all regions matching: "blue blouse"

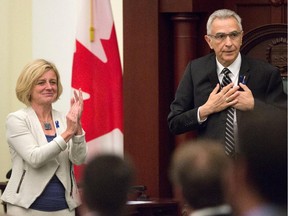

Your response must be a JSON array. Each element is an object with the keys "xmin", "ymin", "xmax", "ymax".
[{"xmin": 29, "ymin": 134, "xmax": 69, "ymax": 211}]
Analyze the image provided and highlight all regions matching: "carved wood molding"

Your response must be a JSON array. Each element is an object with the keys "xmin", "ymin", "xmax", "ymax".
[
  {"xmin": 270, "ymin": 0, "xmax": 285, "ymax": 6},
  {"xmin": 241, "ymin": 24, "xmax": 287, "ymax": 78},
  {"xmin": 266, "ymin": 37, "xmax": 287, "ymax": 77}
]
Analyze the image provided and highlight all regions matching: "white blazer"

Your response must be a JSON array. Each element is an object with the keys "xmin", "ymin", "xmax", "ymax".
[{"xmin": 1, "ymin": 106, "xmax": 87, "ymax": 210}]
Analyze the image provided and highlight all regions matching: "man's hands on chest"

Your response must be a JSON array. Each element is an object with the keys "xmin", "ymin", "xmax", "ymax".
[{"xmin": 199, "ymin": 82, "xmax": 254, "ymax": 120}]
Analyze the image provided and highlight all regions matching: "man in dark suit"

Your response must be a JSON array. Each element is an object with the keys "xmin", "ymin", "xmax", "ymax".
[{"xmin": 168, "ymin": 9, "xmax": 286, "ymax": 157}]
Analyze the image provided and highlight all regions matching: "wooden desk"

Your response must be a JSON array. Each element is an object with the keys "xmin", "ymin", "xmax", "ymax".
[
  {"xmin": 126, "ymin": 199, "xmax": 179, "ymax": 216},
  {"xmin": 0, "ymin": 181, "xmax": 7, "ymax": 213}
]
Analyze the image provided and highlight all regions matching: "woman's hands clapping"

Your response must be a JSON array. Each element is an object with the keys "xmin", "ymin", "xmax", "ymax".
[
  {"xmin": 70, "ymin": 88, "xmax": 83, "ymax": 134},
  {"xmin": 62, "ymin": 88, "xmax": 84, "ymax": 142}
]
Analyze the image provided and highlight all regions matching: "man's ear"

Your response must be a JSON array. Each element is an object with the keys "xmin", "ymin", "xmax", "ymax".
[
  {"xmin": 175, "ymin": 186, "xmax": 192, "ymax": 215},
  {"xmin": 204, "ymin": 35, "xmax": 213, "ymax": 49},
  {"xmin": 237, "ymin": 159, "xmax": 250, "ymax": 185},
  {"xmin": 223, "ymin": 160, "xmax": 246, "ymax": 196},
  {"xmin": 239, "ymin": 31, "xmax": 244, "ymax": 46},
  {"xmin": 173, "ymin": 185, "xmax": 184, "ymax": 202}
]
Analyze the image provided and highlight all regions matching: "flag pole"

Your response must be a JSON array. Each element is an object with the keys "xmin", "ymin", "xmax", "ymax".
[{"xmin": 90, "ymin": 0, "xmax": 95, "ymax": 42}]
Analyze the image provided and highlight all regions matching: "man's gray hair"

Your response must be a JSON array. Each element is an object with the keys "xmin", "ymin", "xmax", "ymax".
[{"xmin": 206, "ymin": 9, "xmax": 242, "ymax": 34}]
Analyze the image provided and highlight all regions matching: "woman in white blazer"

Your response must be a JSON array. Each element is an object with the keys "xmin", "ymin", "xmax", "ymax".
[{"xmin": 1, "ymin": 59, "xmax": 87, "ymax": 216}]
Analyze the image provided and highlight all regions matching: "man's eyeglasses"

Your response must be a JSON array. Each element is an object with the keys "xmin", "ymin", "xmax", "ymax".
[{"xmin": 208, "ymin": 31, "xmax": 243, "ymax": 41}]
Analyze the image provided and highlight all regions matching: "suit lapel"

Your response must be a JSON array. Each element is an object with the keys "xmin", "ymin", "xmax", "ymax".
[
  {"xmin": 206, "ymin": 54, "xmax": 219, "ymax": 87},
  {"xmin": 239, "ymin": 55, "xmax": 250, "ymax": 85}
]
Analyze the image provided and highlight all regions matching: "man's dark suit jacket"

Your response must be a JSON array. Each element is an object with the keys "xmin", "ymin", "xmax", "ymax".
[{"xmin": 168, "ymin": 53, "xmax": 287, "ymax": 143}]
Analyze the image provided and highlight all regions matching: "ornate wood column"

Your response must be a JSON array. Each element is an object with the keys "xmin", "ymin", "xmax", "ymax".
[
  {"xmin": 171, "ymin": 13, "xmax": 200, "ymax": 145},
  {"xmin": 171, "ymin": 13, "xmax": 199, "ymax": 90}
]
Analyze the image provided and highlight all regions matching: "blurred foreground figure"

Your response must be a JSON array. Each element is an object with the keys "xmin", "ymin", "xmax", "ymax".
[
  {"xmin": 224, "ymin": 106, "xmax": 287, "ymax": 216},
  {"xmin": 170, "ymin": 139, "xmax": 233, "ymax": 216},
  {"xmin": 81, "ymin": 154, "xmax": 135, "ymax": 216}
]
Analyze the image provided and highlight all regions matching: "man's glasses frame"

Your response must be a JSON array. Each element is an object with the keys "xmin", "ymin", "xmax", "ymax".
[{"xmin": 208, "ymin": 31, "xmax": 243, "ymax": 41}]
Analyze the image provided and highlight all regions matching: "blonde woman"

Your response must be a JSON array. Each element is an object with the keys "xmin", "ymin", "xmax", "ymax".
[{"xmin": 1, "ymin": 59, "xmax": 87, "ymax": 216}]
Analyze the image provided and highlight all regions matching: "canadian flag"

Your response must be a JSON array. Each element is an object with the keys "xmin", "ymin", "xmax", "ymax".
[{"xmin": 72, "ymin": 0, "xmax": 123, "ymax": 180}]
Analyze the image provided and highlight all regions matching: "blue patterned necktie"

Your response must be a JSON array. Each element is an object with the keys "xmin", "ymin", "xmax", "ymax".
[{"xmin": 221, "ymin": 68, "xmax": 235, "ymax": 157}]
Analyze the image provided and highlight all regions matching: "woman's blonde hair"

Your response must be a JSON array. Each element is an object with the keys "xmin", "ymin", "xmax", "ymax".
[{"xmin": 16, "ymin": 59, "xmax": 63, "ymax": 106}]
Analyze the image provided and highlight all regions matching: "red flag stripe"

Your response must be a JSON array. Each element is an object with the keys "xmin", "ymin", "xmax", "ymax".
[{"xmin": 72, "ymin": 0, "xmax": 123, "ymax": 181}]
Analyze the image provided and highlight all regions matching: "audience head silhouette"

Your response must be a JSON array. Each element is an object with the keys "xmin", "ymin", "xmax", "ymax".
[
  {"xmin": 82, "ymin": 154, "xmax": 135, "ymax": 216},
  {"xmin": 170, "ymin": 139, "xmax": 232, "ymax": 215}
]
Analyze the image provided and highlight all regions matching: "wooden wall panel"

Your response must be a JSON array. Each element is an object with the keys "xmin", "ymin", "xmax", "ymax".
[
  {"xmin": 123, "ymin": 0, "xmax": 158, "ymax": 196},
  {"xmin": 123, "ymin": 0, "xmax": 164, "ymax": 198},
  {"xmin": 239, "ymin": 5, "xmax": 273, "ymax": 32},
  {"xmin": 225, "ymin": 0, "xmax": 287, "ymax": 33}
]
